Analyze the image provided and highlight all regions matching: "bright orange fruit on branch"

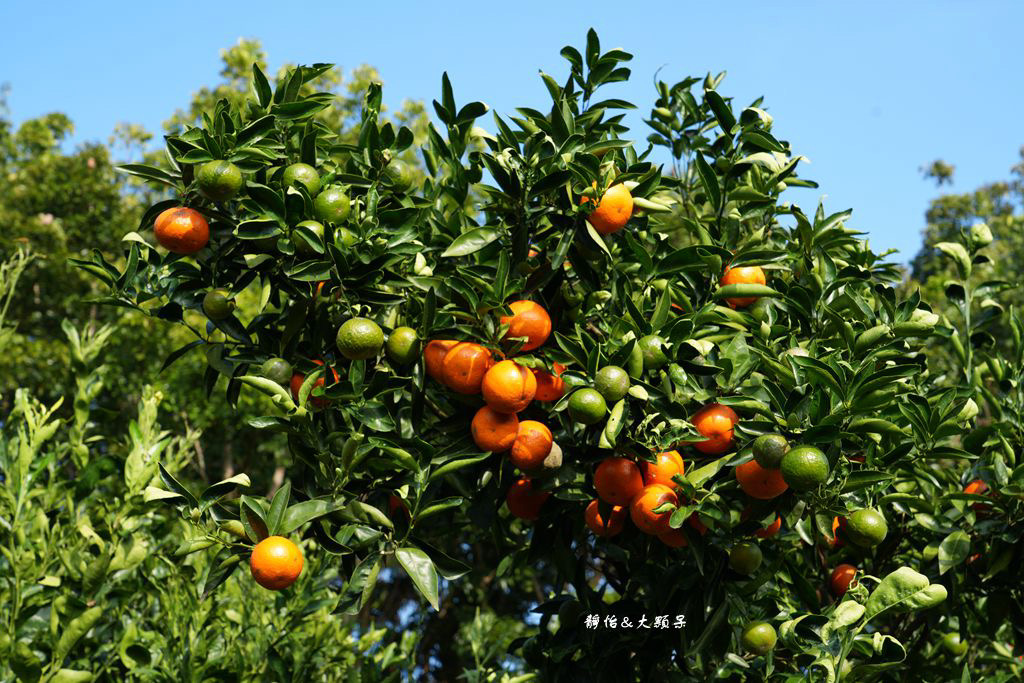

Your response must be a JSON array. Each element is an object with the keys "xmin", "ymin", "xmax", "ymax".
[
  {"xmin": 509, "ymin": 420, "xmax": 553, "ymax": 471},
  {"xmin": 471, "ymin": 406, "xmax": 519, "ymax": 452},
  {"xmin": 692, "ymin": 403, "xmax": 739, "ymax": 455},
  {"xmin": 721, "ymin": 265, "xmax": 767, "ymax": 308},
  {"xmin": 533, "ymin": 362, "xmax": 566, "ymax": 402},
  {"xmin": 658, "ymin": 527, "xmax": 688, "ymax": 548},
  {"xmin": 585, "ymin": 499, "xmax": 627, "ymax": 537},
  {"xmin": 250, "ymin": 536, "xmax": 303, "ymax": 590},
  {"xmin": 506, "ymin": 478, "xmax": 549, "ymax": 520},
  {"xmin": 830, "ymin": 564, "xmax": 857, "ymax": 596},
  {"xmin": 500, "ymin": 300, "xmax": 552, "ymax": 351},
  {"xmin": 630, "ymin": 484, "xmax": 678, "ymax": 535},
  {"xmin": 583, "ymin": 183, "xmax": 633, "ymax": 236},
  {"xmin": 482, "ymin": 360, "xmax": 537, "ymax": 413},
  {"xmin": 640, "ymin": 450, "xmax": 685, "ymax": 488},
  {"xmin": 442, "ymin": 342, "xmax": 493, "ymax": 394},
  {"xmin": 735, "ymin": 460, "xmax": 789, "ymax": 500},
  {"xmin": 594, "ymin": 457, "xmax": 644, "ymax": 506},
  {"xmin": 424, "ymin": 339, "xmax": 458, "ymax": 382},
  {"xmin": 290, "ymin": 360, "xmax": 339, "ymax": 410},
  {"xmin": 154, "ymin": 206, "xmax": 209, "ymax": 254}
]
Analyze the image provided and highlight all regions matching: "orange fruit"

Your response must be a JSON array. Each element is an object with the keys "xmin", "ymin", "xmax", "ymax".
[
  {"xmin": 482, "ymin": 360, "xmax": 537, "ymax": 413},
  {"xmin": 721, "ymin": 266, "xmax": 767, "ymax": 308},
  {"xmin": 583, "ymin": 182, "xmax": 633, "ymax": 236},
  {"xmin": 965, "ymin": 479, "xmax": 992, "ymax": 513},
  {"xmin": 735, "ymin": 460, "xmax": 789, "ymax": 500},
  {"xmin": 692, "ymin": 403, "xmax": 739, "ymax": 455},
  {"xmin": 828, "ymin": 515, "xmax": 846, "ymax": 548},
  {"xmin": 830, "ymin": 563, "xmax": 857, "ymax": 596},
  {"xmin": 585, "ymin": 499, "xmax": 627, "ymax": 537},
  {"xmin": 509, "ymin": 420, "xmax": 553, "ymax": 472},
  {"xmin": 442, "ymin": 342, "xmax": 493, "ymax": 394},
  {"xmin": 506, "ymin": 478, "xmax": 549, "ymax": 520},
  {"xmin": 658, "ymin": 528, "xmax": 688, "ymax": 548},
  {"xmin": 388, "ymin": 494, "xmax": 410, "ymax": 521},
  {"xmin": 630, "ymin": 484, "xmax": 678, "ymax": 535},
  {"xmin": 154, "ymin": 206, "xmax": 209, "ymax": 254},
  {"xmin": 740, "ymin": 506, "xmax": 782, "ymax": 539},
  {"xmin": 290, "ymin": 360, "xmax": 339, "ymax": 410},
  {"xmin": 594, "ymin": 457, "xmax": 644, "ymax": 506},
  {"xmin": 533, "ymin": 362, "xmax": 566, "ymax": 402},
  {"xmin": 500, "ymin": 300, "xmax": 552, "ymax": 351},
  {"xmin": 250, "ymin": 536, "xmax": 303, "ymax": 590},
  {"xmin": 424, "ymin": 339, "xmax": 458, "ymax": 382},
  {"xmin": 471, "ymin": 406, "xmax": 519, "ymax": 452},
  {"xmin": 641, "ymin": 450, "xmax": 685, "ymax": 488}
]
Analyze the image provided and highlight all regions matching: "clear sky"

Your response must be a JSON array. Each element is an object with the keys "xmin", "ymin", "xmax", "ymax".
[{"xmin": 2, "ymin": 1, "xmax": 1021, "ymax": 264}]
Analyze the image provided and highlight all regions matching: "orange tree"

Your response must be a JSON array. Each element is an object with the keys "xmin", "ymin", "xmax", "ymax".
[{"xmin": 80, "ymin": 30, "xmax": 1023, "ymax": 680}]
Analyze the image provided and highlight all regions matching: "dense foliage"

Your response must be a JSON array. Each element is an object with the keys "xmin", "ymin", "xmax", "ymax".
[{"xmin": 4, "ymin": 30, "xmax": 1024, "ymax": 682}]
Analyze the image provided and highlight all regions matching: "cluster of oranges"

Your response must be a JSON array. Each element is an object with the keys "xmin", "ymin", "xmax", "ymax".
[
  {"xmin": 579, "ymin": 402, "xmax": 743, "ymax": 545},
  {"xmin": 422, "ymin": 300, "xmax": 568, "ymax": 521}
]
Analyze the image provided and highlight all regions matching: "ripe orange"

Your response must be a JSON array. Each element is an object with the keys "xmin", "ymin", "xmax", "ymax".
[
  {"xmin": 658, "ymin": 528, "xmax": 688, "ymax": 548},
  {"xmin": 965, "ymin": 479, "xmax": 992, "ymax": 513},
  {"xmin": 641, "ymin": 450, "xmax": 685, "ymax": 488},
  {"xmin": 828, "ymin": 515, "xmax": 846, "ymax": 548},
  {"xmin": 424, "ymin": 339, "xmax": 458, "ymax": 382},
  {"xmin": 735, "ymin": 460, "xmax": 789, "ymax": 500},
  {"xmin": 388, "ymin": 494, "xmax": 410, "ymax": 521},
  {"xmin": 755, "ymin": 516, "xmax": 782, "ymax": 539},
  {"xmin": 509, "ymin": 420, "xmax": 553, "ymax": 472},
  {"xmin": 250, "ymin": 536, "xmax": 303, "ymax": 590},
  {"xmin": 583, "ymin": 183, "xmax": 633, "ymax": 236},
  {"xmin": 290, "ymin": 360, "xmax": 339, "ymax": 410},
  {"xmin": 830, "ymin": 564, "xmax": 857, "ymax": 596},
  {"xmin": 482, "ymin": 360, "xmax": 537, "ymax": 413},
  {"xmin": 692, "ymin": 403, "xmax": 739, "ymax": 455},
  {"xmin": 721, "ymin": 265, "xmax": 767, "ymax": 308},
  {"xmin": 533, "ymin": 362, "xmax": 566, "ymax": 402},
  {"xmin": 740, "ymin": 506, "xmax": 782, "ymax": 539},
  {"xmin": 154, "ymin": 206, "xmax": 209, "ymax": 254},
  {"xmin": 442, "ymin": 342, "xmax": 493, "ymax": 394},
  {"xmin": 471, "ymin": 406, "xmax": 519, "ymax": 452},
  {"xmin": 500, "ymin": 300, "xmax": 552, "ymax": 351},
  {"xmin": 630, "ymin": 484, "xmax": 678, "ymax": 535},
  {"xmin": 506, "ymin": 478, "xmax": 549, "ymax": 520},
  {"xmin": 585, "ymin": 499, "xmax": 627, "ymax": 537},
  {"xmin": 594, "ymin": 457, "xmax": 644, "ymax": 506}
]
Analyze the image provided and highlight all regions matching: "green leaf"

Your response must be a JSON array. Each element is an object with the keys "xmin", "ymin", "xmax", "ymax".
[
  {"xmin": 694, "ymin": 153, "xmax": 720, "ymax": 209},
  {"xmin": 266, "ymin": 480, "xmax": 291, "ymax": 534},
  {"xmin": 396, "ymin": 546, "xmax": 440, "ymax": 610},
  {"xmin": 54, "ymin": 607, "xmax": 104, "ymax": 665},
  {"xmin": 938, "ymin": 530, "xmax": 971, "ymax": 574},
  {"xmin": 279, "ymin": 497, "xmax": 346, "ymax": 535},
  {"xmin": 252, "ymin": 65, "xmax": 272, "ymax": 107},
  {"xmin": 864, "ymin": 567, "xmax": 948, "ymax": 622},
  {"xmin": 200, "ymin": 473, "xmax": 252, "ymax": 504},
  {"xmin": 442, "ymin": 228, "xmax": 500, "ymax": 257},
  {"xmin": 704, "ymin": 89, "xmax": 736, "ymax": 134}
]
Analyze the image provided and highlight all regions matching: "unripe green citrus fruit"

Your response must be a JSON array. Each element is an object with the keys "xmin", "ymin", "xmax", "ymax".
[
  {"xmin": 729, "ymin": 542, "xmax": 763, "ymax": 576},
  {"xmin": 780, "ymin": 445, "xmax": 829, "ymax": 491},
  {"xmin": 202, "ymin": 288, "xmax": 235, "ymax": 321},
  {"xmin": 282, "ymin": 163, "xmax": 321, "ymax": 196},
  {"xmin": 638, "ymin": 334, "xmax": 669, "ymax": 371},
  {"xmin": 196, "ymin": 160, "xmax": 243, "ymax": 202},
  {"xmin": 386, "ymin": 326, "xmax": 421, "ymax": 365},
  {"xmin": 752, "ymin": 434, "xmax": 790, "ymax": 470},
  {"xmin": 594, "ymin": 365, "xmax": 630, "ymax": 402},
  {"xmin": 741, "ymin": 621, "xmax": 777, "ymax": 655},
  {"xmin": 336, "ymin": 317, "xmax": 384, "ymax": 361},
  {"xmin": 568, "ymin": 388, "xmax": 607, "ymax": 425},
  {"xmin": 313, "ymin": 184, "xmax": 351, "ymax": 224},
  {"xmin": 845, "ymin": 508, "xmax": 888, "ymax": 548},
  {"xmin": 261, "ymin": 358, "xmax": 293, "ymax": 386}
]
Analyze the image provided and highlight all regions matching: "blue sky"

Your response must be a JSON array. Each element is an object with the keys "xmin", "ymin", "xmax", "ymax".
[{"xmin": 2, "ymin": 1, "xmax": 1021, "ymax": 264}]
